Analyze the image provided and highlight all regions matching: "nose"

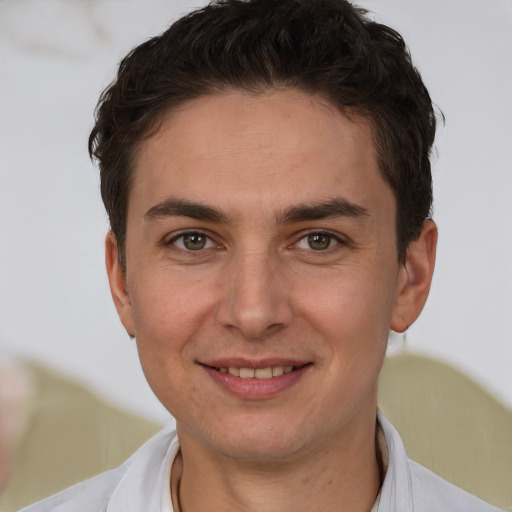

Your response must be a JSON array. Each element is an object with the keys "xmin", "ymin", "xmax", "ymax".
[{"xmin": 216, "ymin": 250, "xmax": 294, "ymax": 339}]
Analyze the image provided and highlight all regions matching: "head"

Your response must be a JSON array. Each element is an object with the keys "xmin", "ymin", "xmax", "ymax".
[
  {"xmin": 93, "ymin": 0, "xmax": 438, "ymax": 466},
  {"xmin": 89, "ymin": 0, "xmax": 436, "ymax": 272}
]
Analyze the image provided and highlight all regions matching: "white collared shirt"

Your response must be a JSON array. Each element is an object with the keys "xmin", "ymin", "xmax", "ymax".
[{"xmin": 20, "ymin": 412, "xmax": 506, "ymax": 512}]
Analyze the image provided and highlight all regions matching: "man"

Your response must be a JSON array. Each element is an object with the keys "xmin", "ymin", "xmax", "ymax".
[{"xmin": 20, "ymin": 0, "xmax": 505, "ymax": 510}]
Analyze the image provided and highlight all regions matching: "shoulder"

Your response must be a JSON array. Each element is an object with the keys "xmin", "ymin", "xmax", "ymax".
[
  {"xmin": 408, "ymin": 460, "xmax": 506, "ymax": 512},
  {"xmin": 17, "ymin": 465, "xmax": 124, "ymax": 512},
  {"xmin": 377, "ymin": 411, "xmax": 507, "ymax": 512},
  {"xmin": 379, "ymin": 352, "xmax": 512, "ymax": 508},
  {"xmin": 18, "ymin": 425, "xmax": 178, "ymax": 512},
  {"xmin": 7, "ymin": 359, "xmax": 162, "ymax": 511}
]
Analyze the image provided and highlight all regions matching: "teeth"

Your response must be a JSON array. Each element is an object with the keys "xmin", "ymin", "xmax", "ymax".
[
  {"xmin": 255, "ymin": 367, "xmax": 273, "ymax": 379},
  {"xmin": 239, "ymin": 368, "xmax": 255, "ymax": 379},
  {"xmin": 218, "ymin": 366, "xmax": 296, "ymax": 379}
]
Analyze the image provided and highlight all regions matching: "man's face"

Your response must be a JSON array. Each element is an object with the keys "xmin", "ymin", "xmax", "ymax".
[{"xmin": 110, "ymin": 89, "xmax": 415, "ymax": 461}]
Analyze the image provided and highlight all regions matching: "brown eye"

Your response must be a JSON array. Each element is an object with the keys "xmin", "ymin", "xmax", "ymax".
[
  {"xmin": 170, "ymin": 232, "xmax": 216, "ymax": 251},
  {"xmin": 183, "ymin": 233, "xmax": 207, "ymax": 250},
  {"xmin": 168, "ymin": 231, "xmax": 219, "ymax": 254},
  {"xmin": 307, "ymin": 233, "xmax": 332, "ymax": 250}
]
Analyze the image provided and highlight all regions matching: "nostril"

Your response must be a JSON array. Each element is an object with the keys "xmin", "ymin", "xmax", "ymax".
[{"xmin": 215, "ymin": 264, "xmax": 294, "ymax": 337}]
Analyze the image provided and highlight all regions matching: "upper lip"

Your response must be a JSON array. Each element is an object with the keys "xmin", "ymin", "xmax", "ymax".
[{"xmin": 199, "ymin": 357, "xmax": 311, "ymax": 369}]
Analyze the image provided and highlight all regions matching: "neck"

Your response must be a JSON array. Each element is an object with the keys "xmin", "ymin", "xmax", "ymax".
[{"xmin": 172, "ymin": 413, "xmax": 381, "ymax": 512}]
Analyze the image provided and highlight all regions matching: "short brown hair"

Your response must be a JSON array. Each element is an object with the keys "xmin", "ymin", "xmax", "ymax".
[{"xmin": 89, "ymin": 0, "xmax": 436, "ymax": 270}]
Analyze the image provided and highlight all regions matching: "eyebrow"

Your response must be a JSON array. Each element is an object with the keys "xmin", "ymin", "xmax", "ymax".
[
  {"xmin": 144, "ymin": 197, "xmax": 228, "ymax": 223},
  {"xmin": 144, "ymin": 196, "xmax": 369, "ymax": 224},
  {"xmin": 277, "ymin": 197, "xmax": 369, "ymax": 224}
]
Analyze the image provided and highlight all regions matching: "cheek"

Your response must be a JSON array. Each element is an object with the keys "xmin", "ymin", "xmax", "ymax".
[
  {"xmin": 129, "ymin": 269, "xmax": 216, "ymax": 345},
  {"xmin": 304, "ymin": 271, "xmax": 396, "ymax": 326},
  {"xmin": 296, "ymin": 262, "xmax": 397, "ymax": 358},
  {"xmin": 129, "ymin": 275, "xmax": 209, "ymax": 406}
]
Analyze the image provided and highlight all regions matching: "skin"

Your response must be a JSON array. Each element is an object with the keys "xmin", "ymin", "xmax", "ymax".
[{"xmin": 106, "ymin": 89, "xmax": 437, "ymax": 512}]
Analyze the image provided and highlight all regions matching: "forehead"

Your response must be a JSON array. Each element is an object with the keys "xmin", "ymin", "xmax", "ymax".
[{"xmin": 131, "ymin": 89, "xmax": 392, "ymax": 221}]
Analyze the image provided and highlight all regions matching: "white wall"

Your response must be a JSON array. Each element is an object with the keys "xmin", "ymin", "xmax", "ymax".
[{"xmin": 0, "ymin": 0, "xmax": 510, "ymax": 423}]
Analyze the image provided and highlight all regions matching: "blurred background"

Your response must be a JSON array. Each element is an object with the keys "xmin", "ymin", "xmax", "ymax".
[{"xmin": 0, "ymin": 0, "xmax": 511, "ymax": 426}]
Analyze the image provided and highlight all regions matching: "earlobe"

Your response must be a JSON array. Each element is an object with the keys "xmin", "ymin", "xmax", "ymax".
[
  {"xmin": 105, "ymin": 231, "xmax": 135, "ymax": 337},
  {"xmin": 391, "ymin": 220, "xmax": 438, "ymax": 333}
]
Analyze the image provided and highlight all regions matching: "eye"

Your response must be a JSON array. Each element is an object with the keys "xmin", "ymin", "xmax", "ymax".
[
  {"xmin": 296, "ymin": 232, "xmax": 340, "ymax": 251},
  {"xmin": 170, "ymin": 232, "xmax": 216, "ymax": 251}
]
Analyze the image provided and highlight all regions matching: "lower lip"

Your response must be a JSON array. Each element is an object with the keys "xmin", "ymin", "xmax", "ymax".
[{"xmin": 202, "ymin": 364, "xmax": 312, "ymax": 399}]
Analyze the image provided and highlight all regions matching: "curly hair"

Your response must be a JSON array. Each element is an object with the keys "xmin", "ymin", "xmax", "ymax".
[{"xmin": 89, "ymin": 0, "xmax": 436, "ymax": 270}]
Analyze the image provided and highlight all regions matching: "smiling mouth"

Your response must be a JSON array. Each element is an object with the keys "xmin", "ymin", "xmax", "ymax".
[
  {"xmin": 205, "ymin": 364, "xmax": 310, "ymax": 379},
  {"xmin": 201, "ymin": 362, "xmax": 313, "ymax": 398}
]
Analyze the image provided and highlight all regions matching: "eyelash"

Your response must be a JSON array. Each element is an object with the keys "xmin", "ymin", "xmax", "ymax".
[
  {"xmin": 292, "ymin": 230, "xmax": 346, "ymax": 253},
  {"xmin": 167, "ymin": 231, "xmax": 220, "ymax": 253},
  {"xmin": 166, "ymin": 229, "xmax": 347, "ymax": 254}
]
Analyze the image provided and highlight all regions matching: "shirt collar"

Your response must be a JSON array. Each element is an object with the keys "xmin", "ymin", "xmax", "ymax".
[
  {"xmin": 375, "ymin": 410, "xmax": 415, "ymax": 512},
  {"xmin": 106, "ymin": 423, "xmax": 178, "ymax": 512},
  {"xmin": 104, "ymin": 412, "xmax": 413, "ymax": 512}
]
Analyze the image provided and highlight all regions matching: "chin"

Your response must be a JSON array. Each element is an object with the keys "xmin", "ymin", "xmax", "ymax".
[
  {"xmin": 215, "ymin": 436, "xmax": 306, "ymax": 463},
  {"xmin": 197, "ymin": 413, "xmax": 318, "ymax": 463}
]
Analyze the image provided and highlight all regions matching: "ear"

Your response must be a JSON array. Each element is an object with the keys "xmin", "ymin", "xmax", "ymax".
[
  {"xmin": 391, "ymin": 220, "xmax": 437, "ymax": 333},
  {"xmin": 105, "ymin": 231, "xmax": 135, "ymax": 337}
]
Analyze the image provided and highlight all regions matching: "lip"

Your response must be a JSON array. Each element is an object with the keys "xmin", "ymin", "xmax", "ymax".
[{"xmin": 199, "ymin": 358, "xmax": 313, "ymax": 399}]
